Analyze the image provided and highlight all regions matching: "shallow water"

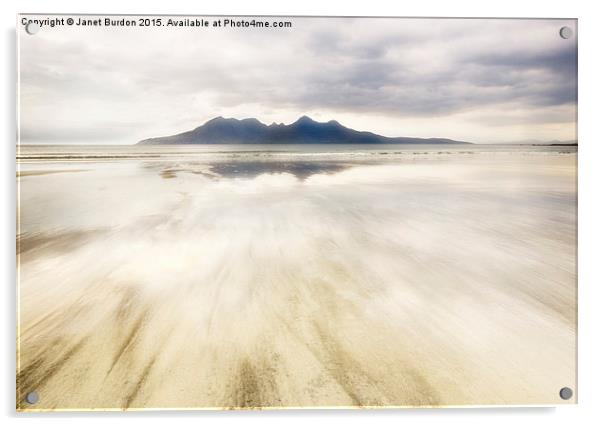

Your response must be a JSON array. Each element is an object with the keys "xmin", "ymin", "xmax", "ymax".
[{"xmin": 17, "ymin": 144, "xmax": 577, "ymax": 409}]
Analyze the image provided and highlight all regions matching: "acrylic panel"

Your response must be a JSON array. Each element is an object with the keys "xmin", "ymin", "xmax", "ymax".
[{"xmin": 16, "ymin": 15, "xmax": 577, "ymax": 410}]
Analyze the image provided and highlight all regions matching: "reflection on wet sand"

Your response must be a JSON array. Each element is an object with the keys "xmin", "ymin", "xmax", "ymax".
[
  {"xmin": 144, "ymin": 160, "xmax": 355, "ymax": 180},
  {"xmin": 17, "ymin": 149, "xmax": 576, "ymax": 410},
  {"xmin": 208, "ymin": 161, "xmax": 352, "ymax": 179}
]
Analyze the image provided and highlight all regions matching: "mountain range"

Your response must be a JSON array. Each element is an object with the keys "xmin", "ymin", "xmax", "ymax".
[{"xmin": 137, "ymin": 116, "xmax": 472, "ymax": 145}]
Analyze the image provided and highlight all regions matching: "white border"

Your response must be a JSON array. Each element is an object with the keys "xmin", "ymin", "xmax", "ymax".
[{"xmin": 3, "ymin": 1, "xmax": 601, "ymax": 425}]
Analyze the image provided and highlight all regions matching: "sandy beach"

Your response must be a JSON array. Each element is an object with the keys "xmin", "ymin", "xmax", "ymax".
[{"xmin": 16, "ymin": 145, "xmax": 577, "ymax": 410}]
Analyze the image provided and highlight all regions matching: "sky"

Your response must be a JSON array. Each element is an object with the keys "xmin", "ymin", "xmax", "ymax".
[{"xmin": 18, "ymin": 17, "xmax": 577, "ymax": 144}]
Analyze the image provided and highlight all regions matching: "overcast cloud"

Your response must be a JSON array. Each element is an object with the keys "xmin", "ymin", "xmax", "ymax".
[{"xmin": 18, "ymin": 17, "xmax": 577, "ymax": 144}]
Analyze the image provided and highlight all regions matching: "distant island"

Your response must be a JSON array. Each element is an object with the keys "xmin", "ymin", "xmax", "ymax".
[
  {"xmin": 138, "ymin": 116, "xmax": 472, "ymax": 145},
  {"xmin": 532, "ymin": 143, "xmax": 578, "ymax": 146}
]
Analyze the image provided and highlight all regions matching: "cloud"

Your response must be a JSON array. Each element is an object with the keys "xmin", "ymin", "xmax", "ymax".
[{"xmin": 18, "ymin": 17, "xmax": 577, "ymax": 143}]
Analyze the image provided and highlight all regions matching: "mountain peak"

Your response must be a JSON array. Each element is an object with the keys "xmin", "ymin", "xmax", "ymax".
[{"xmin": 294, "ymin": 115, "xmax": 316, "ymax": 124}]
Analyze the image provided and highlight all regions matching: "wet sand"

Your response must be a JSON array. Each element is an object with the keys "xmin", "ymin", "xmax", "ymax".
[{"xmin": 17, "ymin": 146, "xmax": 577, "ymax": 410}]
